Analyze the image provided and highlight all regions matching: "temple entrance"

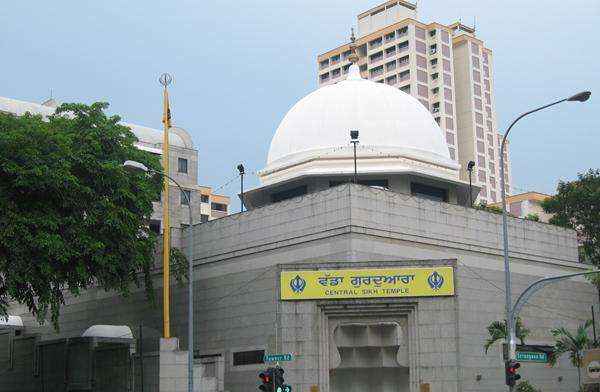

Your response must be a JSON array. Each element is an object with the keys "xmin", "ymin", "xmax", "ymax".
[{"xmin": 329, "ymin": 319, "xmax": 410, "ymax": 392}]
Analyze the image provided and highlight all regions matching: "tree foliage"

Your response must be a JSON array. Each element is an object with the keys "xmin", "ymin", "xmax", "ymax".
[
  {"xmin": 542, "ymin": 169, "xmax": 600, "ymax": 264},
  {"xmin": 549, "ymin": 320, "xmax": 595, "ymax": 390},
  {"xmin": 484, "ymin": 318, "xmax": 530, "ymax": 354},
  {"xmin": 0, "ymin": 102, "xmax": 163, "ymax": 328}
]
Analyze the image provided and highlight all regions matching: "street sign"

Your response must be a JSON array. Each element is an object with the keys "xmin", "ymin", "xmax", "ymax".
[
  {"xmin": 264, "ymin": 353, "xmax": 293, "ymax": 362},
  {"xmin": 516, "ymin": 351, "xmax": 547, "ymax": 363},
  {"xmin": 583, "ymin": 349, "xmax": 600, "ymax": 385}
]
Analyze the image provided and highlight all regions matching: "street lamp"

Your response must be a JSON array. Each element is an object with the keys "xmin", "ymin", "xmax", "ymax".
[
  {"xmin": 466, "ymin": 160, "xmax": 475, "ymax": 207},
  {"xmin": 237, "ymin": 164, "xmax": 245, "ymax": 213},
  {"xmin": 500, "ymin": 91, "xmax": 591, "ymax": 389},
  {"xmin": 123, "ymin": 160, "xmax": 195, "ymax": 392},
  {"xmin": 350, "ymin": 130, "xmax": 359, "ymax": 183}
]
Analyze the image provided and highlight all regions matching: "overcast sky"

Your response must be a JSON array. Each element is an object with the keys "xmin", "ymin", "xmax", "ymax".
[{"xmin": 2, "ymin": 0, "xmax": 599, "ymax": 211}]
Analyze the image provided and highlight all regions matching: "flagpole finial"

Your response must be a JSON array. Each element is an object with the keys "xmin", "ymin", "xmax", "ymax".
[{"xmin": 159, "ymin": 73, "xmax": 172, "ymax": 87}]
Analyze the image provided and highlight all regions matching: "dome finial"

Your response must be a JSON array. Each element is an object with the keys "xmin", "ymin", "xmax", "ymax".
[{"xmin": 348, "ymin": 28, "xmax": 359, "ymax": 64}]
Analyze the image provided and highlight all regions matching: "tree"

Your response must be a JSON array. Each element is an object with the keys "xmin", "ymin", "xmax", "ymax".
[
  {"xmin": 542, "ymin": 169, "xmax": 600, "ymax": 264},
  {"xmin": 0, "ymin": 102, "xmax": 164, "ymax": 328},
  {"xmin": 549, "ymin": 320, "xmax": 594, "ymax": 391},
  {"xmin": 516, "ymin": 381, "xmax": 540, "ymax": 392},
  {"xmin": 484, "ymin": 317, "xmax": 531, "ymax": 354}
]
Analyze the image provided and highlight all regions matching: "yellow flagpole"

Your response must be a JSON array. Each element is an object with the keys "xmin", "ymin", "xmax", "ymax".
[{"xmin": 160, "ymin": 74, "xmax": 172, "ymax": 338}]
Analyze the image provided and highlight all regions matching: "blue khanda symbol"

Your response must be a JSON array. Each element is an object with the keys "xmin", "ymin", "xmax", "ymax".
[
  {"xmin": 427, "ymin": 271, "xmax": 444, "ymax": 290},
  {"xmin": 290, "ymin": 274, "xmax": 307, "ymax": 294}
]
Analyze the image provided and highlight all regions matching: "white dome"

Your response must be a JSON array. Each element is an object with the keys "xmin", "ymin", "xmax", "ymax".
[{"xmin": 265, "ymin": 66, "xmax": 453, "ymax": 175}]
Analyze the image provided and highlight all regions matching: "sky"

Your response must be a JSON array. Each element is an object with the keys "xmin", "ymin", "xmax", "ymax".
[{"xmin": 2, "ymin": 0, "xmax": 599, "ymax": 211}]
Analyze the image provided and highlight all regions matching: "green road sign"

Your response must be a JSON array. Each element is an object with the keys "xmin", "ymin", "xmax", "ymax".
[
  {"xmin": 516, "ymin": 351, "xmax": 548, "ymax": 363},
  {"xmin": 264, "ymin": 353, "xmax": 293, "ymax": 362}
]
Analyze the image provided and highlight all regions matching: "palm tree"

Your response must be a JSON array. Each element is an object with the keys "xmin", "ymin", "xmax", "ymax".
[
  {"xmin": 549, "ymin": 320, "xmax": 594, "ymax": 391},
  {"xmin": 484, "ymin": 318, "xmax": 531, "ymax": 354}
]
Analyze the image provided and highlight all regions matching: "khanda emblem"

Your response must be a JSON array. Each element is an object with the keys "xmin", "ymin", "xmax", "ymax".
[
  {"xmin": 290, "ymin": 275, "xmax": 307, "ymax": 294},
  {"xmin": 427, "ymin": 271, "xmax": 444, "ymax": 290}
]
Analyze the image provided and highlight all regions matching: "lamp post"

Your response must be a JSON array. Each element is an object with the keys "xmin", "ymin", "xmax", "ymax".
[
  {"xmin": 500, "ymin": 91, "xmax": 590, "ymax": 391},
  {"xmin": 466, "ymin": 160, "xmax": 475, "ymax": 207},
  {"xmin": 123, "ymin": 160, "xmax": 195, "ymax": 392},
  {"xmin": 350, "ymin": 130, "xmax": 359, "ymax": 183},
  {"xmin": 237, "ymin": 164, "xmax": 245, "ymax": 213}
]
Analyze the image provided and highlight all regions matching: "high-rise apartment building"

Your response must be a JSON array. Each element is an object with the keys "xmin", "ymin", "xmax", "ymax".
[{"xmin": 317, "ymin": 0, "xmax": 511, "ymax": 203}]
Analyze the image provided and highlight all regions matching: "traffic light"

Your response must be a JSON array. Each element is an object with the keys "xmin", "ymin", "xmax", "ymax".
[
  {"xmin": 505, "ymin": 359, "xmax": 521, "ymax": 386},
  {"xmin": 272, "ymin": 366, "xmax": 292, "ymax": 392},
  {"xmin": 259, "ymin": 368, "xmax": 274, "ymax": 392}
]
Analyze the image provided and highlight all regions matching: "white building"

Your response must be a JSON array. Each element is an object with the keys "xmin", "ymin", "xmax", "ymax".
[
  {"xmin": 1, "ymin": 66, "xmax": 592, "ymax": 392},
  {"xmin": 317, "ymin": 0, "xmax": 511, "ymax": 204}
]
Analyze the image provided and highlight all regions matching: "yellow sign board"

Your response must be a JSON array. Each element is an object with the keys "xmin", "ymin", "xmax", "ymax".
[{"xmin": 281, "ymin": 267, "xmax": 454, "ymax": 300}]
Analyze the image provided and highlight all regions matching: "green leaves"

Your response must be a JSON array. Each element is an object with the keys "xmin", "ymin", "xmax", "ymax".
[
  {"xmin": 549, "ymin": 320, "xmax": 593, "ymax": 368},
  {"xmin": 542, "ymin": 169, "xmax": 600, "ymax": 264},
  {"xmin": 0, "ymin": 103, "xmax": 162, "ymax": 329},
  {"xmin": 484, "ymin": 318, "xmax": 530, "ymax": 354}
]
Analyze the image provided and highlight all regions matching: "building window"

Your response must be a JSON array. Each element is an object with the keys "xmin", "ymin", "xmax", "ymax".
[
  {"xmin": 399, "ymin": 70, "xmax": 410, "ymax": 81},
  {"xmin": 418, "ymin": 84, "xmax": 429, "ymax": 98},
  {"xmin": 415, "ymin": 40, "xmax": 426, "ymax": 54},
  {"xmin": 443, "ymin": 73, "xmax": 452, "ymax": 87},
  {"xmin": 178, "ymin": 158, "xmax": 188, "ymax": 174},
  {"xmin": 476, "ymin": 126, "xmax": 484, "ymax": 139},
  {"xmin": 233, "ymin": 350, "xmax": 265, "ymax": 366},
  {"xmin": 417, "ymin": 69, "xmax": 427, "ymax": 83},
  {"xmin": 431, "ymin": 72, "xmax": 439, "ymax": 80},
  {"xmin": 474, "ymin": 98, "xmax": 482, "ymax": 110},
  {"xmin": 200, "ymin": 214, "xmax": 209, "ymax": 223},
  {"xmin": 473, "ymin": 69, "xmax": 481, "ymax": 82},
  {"xmin": 320, "ymin": 73, "xmax": 329, "ymax": 81},
  {"xmin": 448, "ymin": 147, "xmax": 455, "ymax": 160},
  {"xmin": 430, "ymin": 58, "xmax": 438, "ymax": 68},
  {"xmin": 386, "ymin": 61, "xmax": 396, "ymax": 72},
  {"xmin": 429, "ymin": 44, "xmax": 437, "ymax": 55},
  {"xmin": 369, "ymin": 51, "xmax": 383, "ymax": 63},
  {"xmin": 398, "ymin": 40, "xmax": 409, "ymax": 52},
  {"xmin": 432, "ymin": 87, "xmax": 439, "ymax": 95},
  {"xmin": 472, "ymin": 56, "xmax": 480, "ymax": 68},
  {"xmin": 411, "ymin": 182, "xmax": 448, "ymax": 202},
  {"xmin": 432, "ymin": 102, "xmax": 440, "ymax": 113},
  {"xmin": 471, "ymin": 42, "xmax": 480, "ymax": 55},
  {"xmin": 149, "ymin": 220, "xmax": 161, "ymax": 235},
  {"xmin": 419, "ymin": 99, "xmax": 429, "ymax": 108},
  {"xmin": 443, "ymin": 59, "xmax": 451, "ymax": 72},
  {"xmin": 444, "ymin": 88, "xmax": 452, "ymax": 100},
  {"xmin": 385, "ymin": 31, "xmax": 395, "ymax": 42},
  {"xmin": 397, "ymin": 26, "xmax": 408, "ymax": 37},
  {"xmin": 446, "ymin": 132, "xmax": 454, "ymax": 145},
  {"xmin": 370, "ymin": 65, "xmax": 384, "ymax": 78},
  {"xmin": 417, "ymin": 55, "xmax": 427, "ymax": 68},
  {"xmin": 319, "ymin": 59, "xmax": 329, "ymax": 69},
  {"xmin": 369, "ymin": 37, "xmax": 382, "ymax": 49},
  {"xmin": 331, "ymin": 68, "xmax": 341, "ymax": 78},
  {"xmin": 442, "ymin": 30, "xmax": 450, "ymax": 43},
  {"xmin": 386, "ymin": 75, "xmax": 397, "ymax": 85},
  {"xmin": 435, "ymin": 117, "xmax": 441, "ymax": 124},
  {"xmin": 415, "ymin": 26, "xmax": 426, "ymax": 40},
  {"xmin": 483, "ymin": 52, "xmax": 489, "ymax": 63},
  {"xmin": 331, "ymin": 54, "xmax": 340, "ymax": 64},
  {"xmin": 442, "ymin": 44, "xmax": 450, "ymax": 57},
  {"xmin": 398, "ymin": 55, "xmax": 409, "ymax": 66},
  {"xmin": 475, "ymin": 112, "xmax": 484, "ymax": 124},
  {"xmin": 446, "ymin": 117, "xmax": 454, "ymax": 130},
  {"xmin": 483, "ymin": 66, "xmax": 490, "ymax": 77},
  {"xmin": 445, "ymin": 102, "xmax": 453, "ymax": 114},
  {"xmin": 181, "ymin": 189, "xmax": 191, "ymax": 205},
  {"xmin": 200, "ymin": 194, "xmax": 209, "ymax": 203},
  {"xmin": 211, "ymin": 202, "xmax": 227, "ymax": 212},
  {"xmin": 400, "ymin": 84, "xmax": 410, "ymax": 93},
  {"xmin": 477, "ymin": 141, "xmax": 485, "ymax": 153},
  {"xmin": 385, "ymin": 46, "xmax": 396, "ymax": 57},
  {"xmin": 474, "ymin": 84, "xmax": 482, "ymax": 97},
  {"xmin": 429, "ymin": 29, "xmax": 437, "ymax": 37}
]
